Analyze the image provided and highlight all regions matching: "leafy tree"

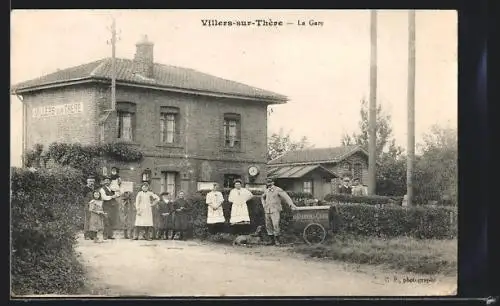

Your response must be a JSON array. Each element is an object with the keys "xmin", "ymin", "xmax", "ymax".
[
  {"xmin": 341, "ymin": 98, "xmax": 396, "ymax": 158},
  {"xmin": 268, "ymin": 129, "xmax": 311, "ymax": 161},
  {"xmin": 414, "ymin": 124, "xmax": 457, "ymax": 205},
  {"xmin": 341, "ymin": 99, "xmax": 405, "ymax": 196}
]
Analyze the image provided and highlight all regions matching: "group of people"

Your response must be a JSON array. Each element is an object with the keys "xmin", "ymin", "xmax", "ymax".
[
  {"xmin": 338, "ymin": 176, "xmax": 368, "ymax": 196},
  {"xmin": 206, "ymin": 178, "xmax": 298, "ymax": 245},
  {"xmin": 83, "ymin": 169, "xmax": 298, "ymax": 246},
  {"xmin": 83, "ymin": 168, "xmax": 191, "ymax": 243}
]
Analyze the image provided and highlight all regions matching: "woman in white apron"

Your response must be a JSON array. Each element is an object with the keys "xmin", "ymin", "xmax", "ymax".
[
  {"xmin": 206, "ymin": 183, "xmax": 225, "ymax": 233},
  {"xmin": 134, "ymin": 181, "xmax": 159, "ymax": 240},
  {"xmin": 228, "ymin": 179, "xmax": 253, "ymax": 224}
]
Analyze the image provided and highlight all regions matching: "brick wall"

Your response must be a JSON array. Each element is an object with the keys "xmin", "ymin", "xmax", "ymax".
[
  {"xmin": 21, "ymin": 83, "xmax": 270, "ymax": 192},
  {"xmin": 99, "ymin": 85, "xmax": 268, "ymax": 161},
  {"xmin": 23, "ymin": 85, "xmax": 99, "ymax": 151}
]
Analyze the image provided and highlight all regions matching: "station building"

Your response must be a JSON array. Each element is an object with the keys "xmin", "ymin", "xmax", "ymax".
[{"xmin": 11, "ymin": 35, "xmax": 288, "ymax": 195}]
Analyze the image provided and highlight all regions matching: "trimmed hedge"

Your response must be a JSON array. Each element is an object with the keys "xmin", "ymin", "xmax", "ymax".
[
  {"xmin": 11, "ymin": 166, "xmax": 87, "ymax": 295},
  {"xmin": 189, "ymin": 190, "xmax": 456, "ymax": 240},
  {"xmin": 330, "ymin": 203, "xmax": 457, "ymax": 239},
  {"xmin": 324, "ymin": 193, "xmax": 403, "ymax": 205}
]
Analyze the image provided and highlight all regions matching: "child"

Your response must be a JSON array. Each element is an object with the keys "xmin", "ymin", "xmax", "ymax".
[
  {"xmin": 155, "ymin": 192, "xmax": 174, "ymax": 240},
  {"xmin": 88, "ymin": 190, "xmax": 107, "ymax": 243},
  {"xmin": 134, "ymin": 181, "xmax": 160, "ymax": 240},
  {"xmin": 109, "ymin": 167, "xmax": 122, "ymax": 196}
]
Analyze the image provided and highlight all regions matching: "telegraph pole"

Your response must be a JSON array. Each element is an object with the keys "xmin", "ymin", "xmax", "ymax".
[
  {"xmin": 368, "ymin": 10, "xmax": 378, "ymax": 195},
  {"xmin": 111, "ymin": 16, "xmax": 117, "ymax": 111},
  {"xmin": 406, "ymin": 10, "xmax": 416, "ymax": 206}
]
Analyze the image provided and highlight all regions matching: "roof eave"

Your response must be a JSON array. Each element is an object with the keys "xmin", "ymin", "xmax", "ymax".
[
  {"xmin": 11, "ymin": 77, "xmax": 288, "ymax": 104},
  {"xmin": 11, "ymin": 77, "xmax": 95, "ymax": 95}
]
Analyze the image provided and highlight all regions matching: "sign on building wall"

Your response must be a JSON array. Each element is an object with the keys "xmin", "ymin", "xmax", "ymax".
[
  {"xmin": 197, "ymin": 181, "xmax": 216, "ymax": 191},
  {"xmin": 32, "ymin": 102, "xmax": 84, "ymax": 118},
  {"xmin": 120, "ymin": 181, "xmax": 134, "ymax": 193}
]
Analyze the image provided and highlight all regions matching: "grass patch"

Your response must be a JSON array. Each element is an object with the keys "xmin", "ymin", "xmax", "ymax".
[{"xmin": 293, "ymin": 234, "xmax": 457, "ymax": 276}]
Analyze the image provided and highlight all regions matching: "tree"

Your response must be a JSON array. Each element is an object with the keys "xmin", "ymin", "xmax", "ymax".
[
  {"xmin": 414, "ymin": 124, "xmax": 457, "ymax": 205},
  {"xmin": 341, "ymin": 98, "xmax": 395, "ymax": 158},
  {"xmin": 341, "ymin": 99, "xmax": 406, "ymax": 196},
  {"xmin": 268, "ymin": 129, "xmax": 311, "ymax": 161}
]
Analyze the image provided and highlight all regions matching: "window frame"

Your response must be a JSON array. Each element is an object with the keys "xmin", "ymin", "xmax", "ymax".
[
  {"xmin": 223, "ymin": 113, "xmax": 241, "ymax": 149},
  {"xmin": 160, "ymin": 171, "xmax": 177, "ymax": 196},
  {"xmin": 353, "ymin": 162, "xmax": 363, "ymax": 183},
  {"xmin": 116, "ymin": 102, "xmax": 137, "ymax": 142},
  {"xmin": 303, "ymin": 180, "xmax": 313, "ymax": 194}
]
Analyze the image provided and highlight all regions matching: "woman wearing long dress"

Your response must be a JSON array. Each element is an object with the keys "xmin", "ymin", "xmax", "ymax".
[
  {"xmin": 120, "ymin": 191, "xmax": 136, "ymax": 239},
  {"xmin": 134, "ymin": 181, "xmax": 160, "ymax": 240},
  {"xmin": 172, "ymin": 191, "xmax": 192, "ymax": 240},
  {"xmin": 206, "ymin": 183, "xmax": 225, "ymax": 234},
  {"xmin": 228, "ymin": 179, "xmax": 253, "ymax": 225}
]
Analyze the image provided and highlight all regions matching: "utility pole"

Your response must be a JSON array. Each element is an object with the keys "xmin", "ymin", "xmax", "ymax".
[
  {"xmin": 368, "ymin": 10, "xmax": 378, "ymax": 195},
  {"xmin": 407, "ymin": 10, "xmax": 416, "ymax": 206},
  {"xmin": 111, "ymin": 16, "xmax": 117, "ymax": 111},
  {"xmin": 100, "ymin": 16, "xmax": 118, "ymax": 143}
]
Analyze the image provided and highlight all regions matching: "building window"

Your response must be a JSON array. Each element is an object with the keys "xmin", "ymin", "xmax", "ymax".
[
  {"xmin": 160, "ymin": 171, "xmax": 177, "ymax": 196},
  {"xmin": 223, "ymin": 113, "xmax": 241, "ymax": 148},
  {"xmin": 353, "ymin": 162, "xmax": 363, "ymax": 182},
  {"xmin": 303, "ymin": 180, "xmax": 313, "ymax": 194},
  {"xmin": 160, "ymin": 113, "xmax": 176, "ymax": 143},
  {"xmin": 116, "ymin": 102, "xmax": 136, "ymax": 141},
  {"xmin": 224, "ymin": 174, "xmax": 242, "ymax": 188},
  {"xmin": 160, "ymin": 106, "xmax": 179, "ymax": 144}
]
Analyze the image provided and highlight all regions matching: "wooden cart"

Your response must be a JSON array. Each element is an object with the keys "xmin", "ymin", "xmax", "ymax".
[{"xmin": 290, "ymin": 205, "xmax": 333, "ymax": 245}]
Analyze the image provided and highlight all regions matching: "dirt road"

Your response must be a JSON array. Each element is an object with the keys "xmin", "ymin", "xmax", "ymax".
[{"xmin": 76, "ymin": 235, "xmax": 456, "ymax": 297}]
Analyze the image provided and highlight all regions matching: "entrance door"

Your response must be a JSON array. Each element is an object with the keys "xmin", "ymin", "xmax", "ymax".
[{"xmin": 160, "ymin": 171, "xmax": 177, "ymax": 196}]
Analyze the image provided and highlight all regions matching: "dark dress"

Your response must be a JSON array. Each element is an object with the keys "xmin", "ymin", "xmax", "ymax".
[
  {"xmin": 101, "ymin": 186, "xmax": 119, "ymax": 237},
  {"xmin": 173, "ymin": 198, "xmax": 192, "ymax": 231},
  {"xmin": 152, "ymin": 202, "xmax": 162, "ymax": 230},
  {"xmin": 120, "ymin": 192, "xmax": 136, "ymax": 230},
  {"xmin": 157, "ymin": 200, "xmax": 175, "ymax": 230}
]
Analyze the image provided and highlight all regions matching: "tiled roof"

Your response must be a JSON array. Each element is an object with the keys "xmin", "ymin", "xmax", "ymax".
[
  {"xmin": 267, "ymin": 164, "xmax": 338, "ymax": 179},
  {"xmin": 11, "ymin": 58, "xmax": 287, "ymax": 102},
  {"xmin": 268, "ymin": 145, "xmax": 367, "ymax": 165}
]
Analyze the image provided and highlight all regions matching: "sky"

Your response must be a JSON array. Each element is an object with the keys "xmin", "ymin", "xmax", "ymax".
[{"xmin": 10, "ymin": 9, "xmax": 457, "ymax": 167}]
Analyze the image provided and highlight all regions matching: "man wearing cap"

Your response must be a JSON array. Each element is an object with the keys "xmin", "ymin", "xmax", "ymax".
[
  {"xmin": 99, "ymin": 175, "xmax": 121, "ymax": 239},
  {"xmin": 261, "ymin": 178, "xmax": 297, "ymax": 246}
]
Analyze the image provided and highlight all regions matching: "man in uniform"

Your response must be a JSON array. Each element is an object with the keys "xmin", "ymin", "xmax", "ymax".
[{"xmin": 261, "ymin": 178, "xmax": 297, "ymax": 246}]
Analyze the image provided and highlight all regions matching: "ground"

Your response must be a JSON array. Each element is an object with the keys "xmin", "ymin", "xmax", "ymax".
[{"xmin": 74, "ymin": 233, "xmax": 456, "ymax": 297}]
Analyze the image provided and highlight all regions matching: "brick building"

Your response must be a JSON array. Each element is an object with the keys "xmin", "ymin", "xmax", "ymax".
[
  {"xmin": 267, "ymin": 145, "xmax": 372, "ymax": 199},
  {"xmin": 11, "ymin": 35, "xmax": 287, "ymax": 195}
]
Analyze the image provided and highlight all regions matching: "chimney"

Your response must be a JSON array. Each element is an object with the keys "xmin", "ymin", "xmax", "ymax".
[{"xmin": 133, "ymin": 35, "xmax": 154, "ymax": 78}]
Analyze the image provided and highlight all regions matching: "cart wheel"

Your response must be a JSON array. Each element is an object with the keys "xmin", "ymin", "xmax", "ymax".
[{"xmin": 303, "ymin": 223, "xmax": 327, "ymax": 245}]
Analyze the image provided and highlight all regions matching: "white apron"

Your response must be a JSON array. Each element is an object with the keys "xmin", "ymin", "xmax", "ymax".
[
  {"xmin": 206, "ymin": 191, "xmax": 225, "ymax": 224},
  {"xmin": 228, "ymin": 188, "xmax": 253, "ymax": 224},
  {"xmin": 134, "ymin": 191, "xmax": 159, "ymax": 227}
]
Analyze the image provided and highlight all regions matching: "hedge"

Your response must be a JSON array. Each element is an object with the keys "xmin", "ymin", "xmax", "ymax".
[
  {"xmin": 324, "ymin": 193, "xmax": 403, "ymax": 205},
  {"xmin": 330, "ymin": 203, "xmax": 457, "ymax": 239},
  {"xmin": 11, "ymin": 166, "xmax": 87, "ymax": 295},
  {"xmin": 186, "ymin": 190, "xmax": 456, "ymax": 240}
]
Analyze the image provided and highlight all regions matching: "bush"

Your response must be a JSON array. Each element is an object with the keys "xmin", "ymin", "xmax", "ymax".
[
  {"xmin": 331, "ymin": 203, "xmax": 457, "ymax": 239},
  {"xmin": 11, "ymin": 166, "xmax": 87, "ymax": 295},
  {"xmin": 324, "ymin": 193, "xmax": 401, "ymax": 205}
]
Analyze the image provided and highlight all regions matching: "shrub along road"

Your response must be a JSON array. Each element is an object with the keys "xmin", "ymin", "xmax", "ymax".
[{"xmin": 75, "ymin": 234, "xmax": 456, "ymax": 296}]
